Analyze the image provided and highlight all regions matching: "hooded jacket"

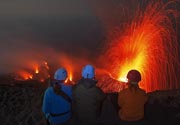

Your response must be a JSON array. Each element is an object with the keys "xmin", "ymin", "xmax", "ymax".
[
  {"xmin": 42, "ymin": 82, "xmax": 72, "ymax": 124},
  {"xmin": 72, "ymin": 78, "xmax": 106, "ymax": 125}
]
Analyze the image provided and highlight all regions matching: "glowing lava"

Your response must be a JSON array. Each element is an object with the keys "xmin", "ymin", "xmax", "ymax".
[
  {"xmin": 102, "ymin": 0, "xmax": 180, "ymax": 92},
  {"xmin": 64, "ymin": 67, "xmax": 74, "ymax": 84},
  {"xmin": 15, "ymin": 70, "xmax": 33, "ymax": 81},
  {"xmin": 14, "ymin": 61, "xmax": 50, "ymax": 82},
  {"xmin": 35, "ymin": 67, "xmax": 39, "ymax": 74}
]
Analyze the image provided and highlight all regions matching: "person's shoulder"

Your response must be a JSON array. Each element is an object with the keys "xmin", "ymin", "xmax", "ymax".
[
  {"xmin": 118, "ymin": 88, "xmax": 128, "ymax": 96},
  {"xmin": 92, "ymin": 86, "xmax": 106, "ymax": 99},
  {"xmin": 139, "ymin": 88, "xmax": 146, "ymax": 93},
  {"xmin": 73, "ymin": 80, "xmax": 83, "ymax": 88},
  {"xmin": 63, "ymin": 83, "xmax": 72, "ymax": 87},
  {"xmin": 61, "ymin": 84, "xmax": 72, "ymax": 91},
  {"xmin": 138, "ymin": 88, "xmax": 148, "ymax": 97},
  {"xmin": 119, "ymin": 88, "xmax": 128, "ymax": 93},
  {"xmin": 93, "ymin": 86, "xmax": 105, "ymax": 95},
  {"xmin": 95, "ymin": 85, "xmax": 103, "ymax": 91},
  {"xmin": 44, "ymin": 87, "xmax": 53, "ymax": 95},
  {"xmin": 45, "ymin": 86, "xmax": 53, "ymax": 91}
]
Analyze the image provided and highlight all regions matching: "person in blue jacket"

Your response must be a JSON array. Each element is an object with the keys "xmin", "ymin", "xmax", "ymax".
[{"xmin": 42, "ymin": 68, "xmax": 72, "ymax": 125}]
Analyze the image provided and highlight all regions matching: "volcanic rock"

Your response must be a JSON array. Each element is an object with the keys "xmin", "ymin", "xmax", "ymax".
[
  {"xmin": 0, "ymin": 81, "xmax": 180, "ymax": 125},
  {"xmin": 0, "ymin": 83, "xmax": 47, "ymax": 125}
]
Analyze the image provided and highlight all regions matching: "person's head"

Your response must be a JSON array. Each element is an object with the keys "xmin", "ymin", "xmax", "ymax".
[
  {"xmin": 127, "ymin": 69, "xmax": 141, "ymax": 85},
  {"xmin": 82, "ymin": 64, "xmax": 95, "ymax": 79},
  {"xmin": 54, "ymin": 68, "xmax": 68, "ymax": 83}
]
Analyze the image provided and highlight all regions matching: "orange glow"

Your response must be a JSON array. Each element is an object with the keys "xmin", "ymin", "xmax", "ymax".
[
  {"xmin": 44, "ymin": 61, "xmax": 48, "ymax": 65},
  {"xmin": 32, "ymin": 61, "xmax": 50, "ymax": 82},
  {"xmin": 35, "ymin": 67, "xmax": 39, "ymax": 74},
  {"xmin": 29, "ymin": 75, "xmax": 33, "ymax": 79},
  {"xmin": 69, "ymin": 73, "xmax": 73, "ymax": 81},
  {"xmin": 44, "ymin": 61, "xmax": 49, "ymax": 70},
  {"xmin": 14, "ymin": 60, "xmax": 50, "ymax": 82},
  {"xmin": 97, "ymin": 74, "xmax": 127, "ymax": 93},
  {"xmin": 65, "ymin": 79, "xmax": 68, "ymax": 83},
  {"xmin": 31, "ymin": 63, "xmax": 39, "ymax": 74},
  {"xmin": 16, "ymin": 70, "xmax": 33, "ymax": 80},
  {"xmin": 117, "ymin": 51, "xmax": 145, "ymax": 82},
  {"xmin": 64, "ymin": 72, "xmax": 73, "ymax": 84},
  {"xmin": 118, "ymin": 77, "xmax": 128, "ymax": 83},
  {"xmin": 40, "ymin": 79, "xmax": 45, "ymax": 82},
  {"xmin": 58, "ymin": 55, "xmax": 74, "ymax": 84},
  {"xmin": 102, "ymin": 0, "xmax": 180, "ymax": 92}
]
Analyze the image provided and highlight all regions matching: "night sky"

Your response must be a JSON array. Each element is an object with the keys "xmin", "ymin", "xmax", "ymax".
[
  {"xmin": 0, "ymin": 0, "xmax": 106, "ymax": 74},
  {"xmin": 0, "ymin": 0, "xmax": 104, "ymax": 52},
  {"xmin": 0, "ymin": 0, "xmax": 179, "ymax": 74}
]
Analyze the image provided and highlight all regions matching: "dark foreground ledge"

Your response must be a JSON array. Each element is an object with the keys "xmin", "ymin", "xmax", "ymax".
[
  {"xmin": 104, "ymin": 91, "xmax": 180, "ymax": 125},
  {"xmin": 0, "ymin": 83, "xmax": 180, "ymax": 125}
]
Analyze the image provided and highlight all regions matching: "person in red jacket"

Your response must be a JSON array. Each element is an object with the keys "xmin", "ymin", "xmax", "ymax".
[{"xmin": 118, "ymin": 69, "xmax": 148, "ymax": 125}]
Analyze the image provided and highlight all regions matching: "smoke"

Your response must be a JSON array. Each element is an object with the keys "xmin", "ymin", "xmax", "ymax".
[
  {"xmin": 0, "ymin": 21, "xmax": 103, "ymax": 75},
  {"xmin": 0, "ymin": 35, "xmax": 100, "ymax": 75},
  {"xmin": 0, "ymin": 0, "xmax": 179, "ymax": 82},
  {"xmin": 0, "ymin": 0, "xmax": 106, "ymax": 76},
  {"xmin": 0, "ymin": 0, "xmax": 138, "ymax": 76},
  {"xmin": 90, "ymin": 0, "xmax": 139, "ymax": 32}
]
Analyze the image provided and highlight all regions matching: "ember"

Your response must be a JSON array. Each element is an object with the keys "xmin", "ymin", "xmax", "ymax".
[
  {"xmin": 10, "ymin": 0, "xmax": 180, "ymax": 94},
  {"xmin": 100, "ymin": 0, "xmax": 180, "ymax": 92}
]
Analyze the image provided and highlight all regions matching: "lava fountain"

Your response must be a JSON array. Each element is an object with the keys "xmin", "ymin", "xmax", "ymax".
[{"xmin": 101, "ymin": 0, "xmax": 180, "ymax": 92}]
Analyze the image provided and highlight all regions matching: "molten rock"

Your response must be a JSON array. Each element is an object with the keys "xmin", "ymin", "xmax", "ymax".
[{"xmin": 97, "ymin": 74, "xmax": 126, "ymax": 93}]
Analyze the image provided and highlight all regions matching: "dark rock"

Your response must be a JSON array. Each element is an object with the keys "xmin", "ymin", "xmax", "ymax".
[{"xmin": 0, "ymin": 83, "xmax": 180, "ymax": 125}]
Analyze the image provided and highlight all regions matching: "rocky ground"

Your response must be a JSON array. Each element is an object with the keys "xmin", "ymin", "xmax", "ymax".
[
  {"xmin": 0, "ymin": 81, "xmax": 47, "ymax": 125},
  {"xmin": 0, "ymin": 81, "xmax": 180, "ymax": 125}
]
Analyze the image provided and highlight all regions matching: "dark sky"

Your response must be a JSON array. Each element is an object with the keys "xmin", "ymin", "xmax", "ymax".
[
  {"xmin": 0, "ymin": 0, "xmax": 107, "ymax": 74},
  {"xmin": 0, "ymin": 0, "xmax": 104, "ymax": 51},
  {"xmin": 0, "ymin": 0, "xmax": 179, "ymax": 75}
]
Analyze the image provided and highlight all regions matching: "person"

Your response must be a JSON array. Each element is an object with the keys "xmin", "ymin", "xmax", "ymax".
[
  {"xmin": 72, "ymin": 64, "xmax": 106, "ymax": 125},
  {"xmin": 118, "ymin": 69, "xmax": 148, "ymax": 125},
  {"xmin": 42, "ymin": 68, "xmax": 72, "ymax": 125}
]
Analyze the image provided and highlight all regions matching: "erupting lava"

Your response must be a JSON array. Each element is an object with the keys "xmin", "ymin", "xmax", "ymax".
[
  {"xmin": 15, "ymin": 70, "xmax": 33, "ymax": 80},
  {"xmin": 14, "ymin": 61, "xmax": 50, "ymax": 82},
  {"xmin": 13, "ymin": 53, "xmax": 76, "ymax": 85},
  {"xmin": 65, "ymin": 73, "xmax": 73, "ymax": 84},
  {"xmin": 101, "ymin": 0, "xmax": 180, "ymax": 92},
  {"xmin": 10, "ymin": 0, "xmax": 179, "ymax": 93}
]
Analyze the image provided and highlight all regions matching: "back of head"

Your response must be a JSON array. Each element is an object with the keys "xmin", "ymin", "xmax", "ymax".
[
  {"xmin": 127, "ymin": 69, "xmax": 141, "ymax": 85},
  {"xmin": 54, "ymin": 68, "xmax": 68, "ymax": 81},
  {"xmin": 82, "ymin": 64, "xmax": 95, "ymax": 79}
]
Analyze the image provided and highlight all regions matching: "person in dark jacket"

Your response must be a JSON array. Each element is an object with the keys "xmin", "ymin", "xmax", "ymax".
[
  {"xmin": 42, "ymin": 68, "xmax": 72, "ymax": 125},
  {"xmin": 72, "ymin": 64, "xmax": 106, "ymax": 125}
]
